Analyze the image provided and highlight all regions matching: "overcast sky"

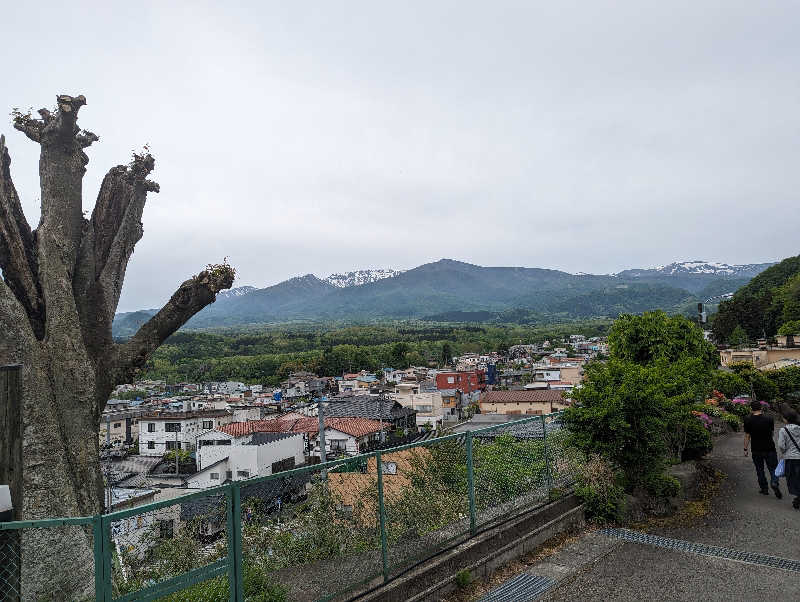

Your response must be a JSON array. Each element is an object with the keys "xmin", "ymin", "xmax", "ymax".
[{"xmin": 2, "ymin": 1, "xmax": 799, "ymax": 311}]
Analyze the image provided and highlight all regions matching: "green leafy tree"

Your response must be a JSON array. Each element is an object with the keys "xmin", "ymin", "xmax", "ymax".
[
  {"xmin": 710, "ymin": 370, "xmax": 749, "ymax": 398},
  {"xmin": 728, "ymin": 362, "xmax": 778, "ymax": 400},
  {"xmin": 778, "ymin": 320, "xmax": 800, "ymax": 336},
  {"xmin": 609, "ymin": 311, "xmax": 717, "ymax": 369},
  {"xmin": 728, "ymin": 325, "xmax": 749, "ymax": 347},
  {"xmin": 565, "ymin": 360, "xmax": 674, "ymax": 490}
]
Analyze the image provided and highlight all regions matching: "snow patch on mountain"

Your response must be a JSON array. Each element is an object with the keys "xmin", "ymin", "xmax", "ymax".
[
  {"xmin": 324, "ymin": 269, "xmax": 405, "ymax": 288},
  {"xmin": 617, "ymin": 261, "xmax": 773, "ymax": 277},
  {"xmin": 217, "ymin": 286, "xmax": 256, "ymax": 299}
]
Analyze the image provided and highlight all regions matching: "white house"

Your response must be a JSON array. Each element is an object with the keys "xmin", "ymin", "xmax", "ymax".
[
  {"xmin": 138, "ymin": 410, "xmax": 233, "ymax": 457},
  {"xmin": 187, "ymin": 431, "xmax": 305, "ymax": 489},
  {"xmin": 392, "ymin": 382, "xmax": 444, "ymax": 428},
  {"xmin": 534, "ymin": 368, "xmax": 561, "ymax": 382},
  {"xmin": 316, "ymin": 418, "xmax": 387, "ymax": 458}
]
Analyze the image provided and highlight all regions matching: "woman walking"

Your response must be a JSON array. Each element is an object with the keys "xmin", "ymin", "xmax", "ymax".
[{"xmin": 778, "ymin": 404, "xmax": 800, "ymax": 509}]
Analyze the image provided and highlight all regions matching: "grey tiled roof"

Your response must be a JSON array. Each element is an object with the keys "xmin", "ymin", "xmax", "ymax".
[{"xmin": 325, "ymin": 397, "xmax": 415, "ymax": 420}]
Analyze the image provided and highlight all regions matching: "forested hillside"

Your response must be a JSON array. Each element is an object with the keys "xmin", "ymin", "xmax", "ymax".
[
  {"xmin": 140, "ymin": 321, "xmax": 611, "ymax": 384},
  {"xmin": 711, "ymin": 255, "xmax": 800, "ymax": 343}
]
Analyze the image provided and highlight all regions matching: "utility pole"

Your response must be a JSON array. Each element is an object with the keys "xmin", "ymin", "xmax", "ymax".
[
  {"xmin": 175, "ymin": 428, "xmax": 179, "ymax": 475},
  {"xmin": 317, "ymin": 397, "xmax": 327, "ymax": 465}
]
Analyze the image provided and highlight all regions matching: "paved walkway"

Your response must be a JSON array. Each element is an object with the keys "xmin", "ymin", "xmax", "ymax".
[{"xmin": 500, "ymin": 430, "xmax": 800, "ymax": 601}]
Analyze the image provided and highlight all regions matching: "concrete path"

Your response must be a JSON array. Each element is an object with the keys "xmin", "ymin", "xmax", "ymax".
[{"xmin": 523, "ymin": 430, "xmax": 800, "ymax": 601}]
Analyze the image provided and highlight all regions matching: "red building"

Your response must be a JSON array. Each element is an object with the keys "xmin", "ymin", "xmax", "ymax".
[{"xmin": 435, "ymin": 370, "xmax": 486, "ymax": 394}]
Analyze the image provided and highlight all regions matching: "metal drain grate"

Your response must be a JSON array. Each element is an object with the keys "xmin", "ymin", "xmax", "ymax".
[
  {"xmin": 479, "ymin": 573, "xmax": 555, "ymax": 602},
  {"xmin": 601, "ymin": 528, "xmax": 800, "ymax": 572}
]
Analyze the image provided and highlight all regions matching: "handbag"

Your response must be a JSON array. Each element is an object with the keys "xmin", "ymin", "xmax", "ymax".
[{"xmin": 775, "ymin": 459, "xmax": 786, "ymax": 478}]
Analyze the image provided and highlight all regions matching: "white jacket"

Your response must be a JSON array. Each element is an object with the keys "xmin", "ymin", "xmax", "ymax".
[{"xmin": 778, "ymin": 423, "xmax": 800, "ymax": 460}]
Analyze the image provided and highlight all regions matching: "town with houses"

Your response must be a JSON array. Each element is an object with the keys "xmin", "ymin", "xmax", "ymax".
[
  {"xmin": 99, "ymin": 335, "xmax": 604, "ymax": 520},
  {"xmin": 96, "ymin": 328, "xmax": 800, "ymax": 569}
]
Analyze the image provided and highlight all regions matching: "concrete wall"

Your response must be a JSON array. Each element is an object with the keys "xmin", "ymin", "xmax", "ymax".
[{"xmin": 351, "ymin": 495, "xmax": 584, "ymax": 602}]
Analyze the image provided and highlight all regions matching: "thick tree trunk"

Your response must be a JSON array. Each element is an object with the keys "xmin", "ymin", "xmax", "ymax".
[{"xmin": 0, "ymin": 95, "xmax": 235, "ymax": 600}]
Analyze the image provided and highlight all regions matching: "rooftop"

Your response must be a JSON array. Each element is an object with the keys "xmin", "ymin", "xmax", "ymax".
[{"xmin": 482, "ymin": 390, "xmax": 564, "ymax": 403}]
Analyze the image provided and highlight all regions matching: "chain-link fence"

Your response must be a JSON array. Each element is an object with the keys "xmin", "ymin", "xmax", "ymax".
[
  {"xmin": 107, "ymin": 487, "xmax": 232, "ymax": 601},
  {"xmin": 0, "ymin": 412, "xmax": 575, "ymax": 601},
  {"xmin": 0, "ymin": 518, "xmax": 97, "ymax": 602}
]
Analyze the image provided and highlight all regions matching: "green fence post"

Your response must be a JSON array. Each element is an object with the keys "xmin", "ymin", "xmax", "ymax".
[
  {"xmin": 225, "ymin": 485, "xmax": 237, "ymax": 602},
  {"xmin": 376, "ymin": 451, "xmax": 389, "ymax": 582},
  {"xmin": 231, "ymin": 483, "xmax": 244, "ymax": 602},
  {"xmin": 465, "ymin": 432, "xmax": 477, "ymax": 536},
  {"xmin": 541, "ymin": 415, "xmax": 553, "ymax": 496},
  {"xmin": 100, "ymin": 515, "xmax": 113, "ymax": 602},
  {"xmin": 92, "ymin": 515, "xmax": 105, "ymax": 601}
]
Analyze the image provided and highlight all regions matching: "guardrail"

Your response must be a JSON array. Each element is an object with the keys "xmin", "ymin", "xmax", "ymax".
[{"xmin": 0, "ymin": 412, "xmax": 579, "ymax": 601}]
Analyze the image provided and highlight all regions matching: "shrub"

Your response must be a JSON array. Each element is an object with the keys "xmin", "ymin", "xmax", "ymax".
[
  {"xmin": 575, "ymin": 455, "xmax": 626, "ymax": 524},
  {"xmin": 722, "ymin": 398, "xmax": 752, "ymax": 418},
  {"xmin": 643, "ymin": 472, "xmax": 681, "ymax": 498},
  {"xmin": 681, "ymin": 418, "xmax": 713, "ymax": 461},
  {"xmin": 722, "ymin": 412, "xmax": 742, "ymax": 431},
  {"xmin": 455, "ymin": 569, "xmax": 473, "ymax": 589}
]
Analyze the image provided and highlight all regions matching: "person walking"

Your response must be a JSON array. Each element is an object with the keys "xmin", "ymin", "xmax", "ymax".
[
  {"xmin": 743, "ymin": 400, "xmax": 782, "ymax": 498},
  {"xmin": 778, "ymin": 404, "xmax": 800, "ymax": 509}
]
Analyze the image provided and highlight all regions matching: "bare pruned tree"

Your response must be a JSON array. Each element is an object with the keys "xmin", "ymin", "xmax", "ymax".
[{"xmin": 0, "ymin": 94, "xmax": 234, "ymax": 597}]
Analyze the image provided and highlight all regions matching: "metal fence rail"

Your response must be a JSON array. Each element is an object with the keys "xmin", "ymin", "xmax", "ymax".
[{"xmin": 0, "ymin": 412, "xmax": 574, "ymax": 601}]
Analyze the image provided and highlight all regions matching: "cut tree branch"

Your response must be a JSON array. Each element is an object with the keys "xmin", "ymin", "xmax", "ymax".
[
  {"xmin": 90, "ymin": 153, "xmax": 159, "ymax": 313},
  {"xmin": 115, "ymin": 264, "xmax": 235, "ymax": 388},
  {"xmin": 0, "ymin": 134, "xmax": 44, "ymax": 338}
]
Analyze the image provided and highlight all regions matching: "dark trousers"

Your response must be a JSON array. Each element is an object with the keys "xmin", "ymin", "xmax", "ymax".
[{"xmin": 752, "ymin": 450, "xmax": 779, "ymax": 491}]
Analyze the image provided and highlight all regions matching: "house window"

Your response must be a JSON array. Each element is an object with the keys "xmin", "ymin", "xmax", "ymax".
[
  {"xmin": 113, "ymin": 422, "xmax": 121, "ymax": 429},
  {"xmin": 158, "ymin": 520, "xmax": 174, "ymax": 539},
  {"xmin": 447, "ymin": 377, "xmax": 455, "ymax": 384},
  {"xmin": 381, "ymin": 461, "xmax": 397, "ymax": 475},
  {"xmin": 210, "ymin": 473, "xmax": 220, "ymax": 480},
  {"xmin": 165, "ymin": 423, "xmax": 181, "ymax": 432},
  {"xmin": 329, "ymin": 440, "xmax": 347, "ymax": 451},
  {"xmin": 166, "ymin": 441, "xmax": 181, "ymax": 450},
  {"xmin": 226, "ymin": 471, "xmax": 232, "ymax": 480},
  {"xmin": 218, "ymin": 440, "xmax": 231, "ymax": 445},
  {"xmin": 147, "ymin": 423, "xmax": 155, "ymax": 432},
  {"xmin": 237, "ymin": 470, "xmax": 250, "ymax": 479},
  {"xmin": 147, "ymin": 441, "xmax": 155, "ymax": 450},
  {"xmin": 271, "ymin": 457, "xmax": 296, "ymax": 474},
  {"xmin": 202, "ymin": 420, "xmax": 213, "ymax": 430}
]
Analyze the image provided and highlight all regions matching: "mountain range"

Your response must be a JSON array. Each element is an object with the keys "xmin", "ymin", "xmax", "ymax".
[{"xmin": 112, "ymin": 259, "xmax": 774, "ymax": 337}]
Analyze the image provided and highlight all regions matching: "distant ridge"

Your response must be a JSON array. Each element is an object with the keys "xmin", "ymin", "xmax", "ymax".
[{"xmin": 113, "ymin": 258, "xmax": 776, "ymax": 336}]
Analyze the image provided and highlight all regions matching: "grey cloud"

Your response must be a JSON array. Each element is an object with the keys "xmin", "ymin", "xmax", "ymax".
[{"xmin": 1, "ymin": 0, "xmax": 798, "ymax": 311}]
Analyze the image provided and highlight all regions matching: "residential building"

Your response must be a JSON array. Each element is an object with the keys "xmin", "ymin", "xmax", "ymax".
[
  {"xmin": 719, "ymin": 344, "xmax": 800, "ymax": 368},
  {"xmin": 479, "ymin": 390, "xmax": 567, "ymax": 415},
  {"xmin": 188, "ymin": 431, "xmax": 305, "ymax": 489},
  {"xmin": 434, "ymin": 370, "xmax": 486, "ymax": 394},
  {"xmin": 323, "ymin": 396, "xmax": 417, "ymax": 432},
  {"xmin": 392, "ymin": 382, "xmax": 444, "ymax": 428},
  {"xmin": 138, "ymin": 410, "xmax": 233, "ymax": 457},
  {"xmin": 212, "ymin": 416, "xmax": 390, "ymax": 458}
]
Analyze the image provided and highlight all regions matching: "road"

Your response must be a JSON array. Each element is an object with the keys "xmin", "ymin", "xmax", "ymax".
[{"xmin": 485, "ymin": 429, "xmax": 800, "ymax": 601}]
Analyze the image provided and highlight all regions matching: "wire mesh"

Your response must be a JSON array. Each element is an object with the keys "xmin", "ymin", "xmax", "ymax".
[
  {"xmin": 237, "ymin": 459, "xmax": 383, "ymax": 602},
  {"xmin": 0, "ymin": 523, "xmax": 96, "ymax": 602},
  {"xmin": 108, "ymin": 491, "xmax": 229, "ymax": 601},
  {"xmin": 542, "ymin": 413, "xmax": 581, "ymax": 493},
  {"xmin": 472, "ymin": 416, "xmax": 552, "ymax": 527},
  {"xmin": 0, "ymin": 412, "xmax": 576, "ymax": 602},
  {"xmin": 380, "ymin": 436, "xmax": 472, "ymax": 580}
]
